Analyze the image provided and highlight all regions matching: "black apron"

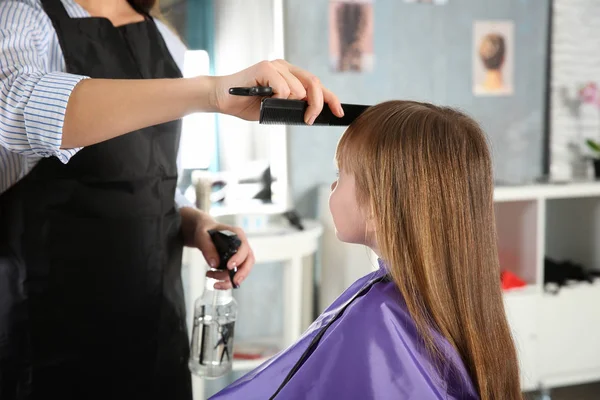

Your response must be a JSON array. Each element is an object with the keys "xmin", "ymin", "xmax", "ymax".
[{"xmin": 0, "ymin": 1, "xmax": 190, "ymax": 398}]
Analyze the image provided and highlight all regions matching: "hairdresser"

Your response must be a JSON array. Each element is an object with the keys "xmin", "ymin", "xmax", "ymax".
[{"xmin": 0, "ymin": 0, "xmax": 343, "ymax": 398}]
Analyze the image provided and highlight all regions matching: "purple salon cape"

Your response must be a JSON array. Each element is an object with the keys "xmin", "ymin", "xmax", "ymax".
[{"xmin": 210, "ymin": 260, "xmax": 478, "ymax": 400}]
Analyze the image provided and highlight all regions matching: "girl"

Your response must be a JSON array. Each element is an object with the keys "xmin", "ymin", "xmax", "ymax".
[{"xmin": 211, "ymin": 100, "xmax": 522, "ymax": 400}]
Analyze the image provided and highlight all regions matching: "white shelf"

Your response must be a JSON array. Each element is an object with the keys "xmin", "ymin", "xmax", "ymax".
[
  {"xmin": 539, "ymin": 280, "xmax": 600, "ymax": 387},
  {"xmin": 492, "ymin": 181, "xmax": 600, "ymax": 391},
  {"xmin": 232, "ymin": 356, "xmax": 272, "ymax": 372},
  {"xmin": 494, "ymin": 181, "xmax": 600, "ymax": 202},
  {"xmin": 503, "ymin": 286, "xmax": 539, "ymax": 392}
]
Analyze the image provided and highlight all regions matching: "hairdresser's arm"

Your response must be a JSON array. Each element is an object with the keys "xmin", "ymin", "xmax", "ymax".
[
  {"xmin": 0, "ymin": 3, "xmax": 342, "ymax": 156},
  {"xmin": 62, "ymin": 60, "xmax": 344, "ymax": 148}
]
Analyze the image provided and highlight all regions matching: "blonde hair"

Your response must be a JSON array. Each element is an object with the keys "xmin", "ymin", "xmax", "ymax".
[{"xmin": 335, "ymin": 101, "xmax": 522, "ymax": 400}]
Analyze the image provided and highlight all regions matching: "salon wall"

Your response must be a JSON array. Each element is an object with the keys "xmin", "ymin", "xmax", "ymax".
[{"xmin": 284, "ymin": 0, "xmax": 551, "ymax": 217}]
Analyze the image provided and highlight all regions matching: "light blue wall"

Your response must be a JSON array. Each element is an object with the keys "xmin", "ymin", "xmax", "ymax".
[{"xmin": 285, "ymin": 0, "xmax": 550, "ymax": 217}]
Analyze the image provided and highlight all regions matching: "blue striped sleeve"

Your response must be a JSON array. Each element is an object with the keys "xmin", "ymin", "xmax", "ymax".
[{"xmin": 0, "ymin": 1, "xmax": 88, "ymax": 164}]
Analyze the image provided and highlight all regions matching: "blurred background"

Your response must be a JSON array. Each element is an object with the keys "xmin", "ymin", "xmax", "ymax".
[{"xmin": 161, "ymin": 0, "xmax": 600, "ymax": 399}]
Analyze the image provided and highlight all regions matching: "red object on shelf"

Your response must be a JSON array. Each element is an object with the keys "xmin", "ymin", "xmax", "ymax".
[
  {"xmin": 233, "ymin": 342, "xmax": 279, "ymax": 361},
  {"xmin": 233, "ymin": 352, "xmax": 263, "ymax": 360},
  {"xmin": 501, "ymin": 270, "xmax": 527, "ymax": 291}
]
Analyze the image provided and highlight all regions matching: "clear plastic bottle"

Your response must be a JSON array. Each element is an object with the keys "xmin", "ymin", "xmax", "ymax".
[{"xmin": 189, "ymin": 275, "xmax": 238, "ymax": 379}]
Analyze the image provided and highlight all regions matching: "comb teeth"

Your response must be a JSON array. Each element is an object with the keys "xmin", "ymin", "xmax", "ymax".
[
  {"xmin": 259, "ymin": 99, "xmax": 307, "ymax": 125},
  {"xmin": 259, "ymin": 98, "xmax": 370, "ymax": 126}
]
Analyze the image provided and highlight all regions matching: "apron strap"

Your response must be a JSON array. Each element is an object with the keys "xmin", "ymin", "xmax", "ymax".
[
  {"xmin": 269, "ymin": 275, "xmax": 390, "ymax": 399},
  {"xmin": 40, "ymin": 0, "xmax": 70, "ymax": 20}
]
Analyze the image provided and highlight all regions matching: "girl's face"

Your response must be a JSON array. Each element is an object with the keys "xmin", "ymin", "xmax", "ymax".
[{"xmin": 329, "ymin": 169, "xmax": 372, "ymax": 246}]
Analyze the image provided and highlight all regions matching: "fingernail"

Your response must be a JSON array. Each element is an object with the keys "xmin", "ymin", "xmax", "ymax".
[
  {"xmin": 307, "ymin": 115, "xmax": 317, "ymax": 125},
  {"xmin": 228, "ymin": 262, "xmax": 237, "ymax": 271},
  {"xmin": 209, "ymin": 259, "xmax": 217, "ymax": 268},
  {"xmin": 338, "ymin": 106, "xmax": 345, "ymax": 116}
]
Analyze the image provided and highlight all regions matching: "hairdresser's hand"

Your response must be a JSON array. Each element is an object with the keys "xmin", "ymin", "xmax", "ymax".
[
  {"xmin": 211, "ymin": 59, "xmax": 344, "ymax": 124},
  {"xmin": 180, "ymin": 207, "xmax": 254, "ymax": 289}
]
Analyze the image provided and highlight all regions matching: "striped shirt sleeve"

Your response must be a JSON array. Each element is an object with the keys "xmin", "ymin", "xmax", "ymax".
[{"xmin": 0, "ymin": 1, "xmax": 88, "ymax": 164}]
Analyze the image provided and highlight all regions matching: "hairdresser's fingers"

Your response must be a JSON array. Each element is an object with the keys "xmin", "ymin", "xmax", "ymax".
[
  {"xmin": 220, "ymin": 226, "xmax": 251, "ymax": 272},
  {"xmin": 304, "ymin": 76, "xmax": 324, "ymax": 125},
  {"xmin": 233, "ymin": 249, "xmax": 255, "ymax": 286},
  {"xmin": 287, "ymin": 63, "xmax": 344, "ymax": 122},
  {"xmin": 196, "ymin": 229, "xmax": 219, "ymax": 269},
  {"xmin": 213, "ymin": 281, "xmax": 232, "ymax": 290},
  {"xmin": 287, "ymin": 62, "xmax": 342, "ymax": 113},
  {"xmin": 206, "ymin": 223, "xmax": 254, "ymax": 288},
  {"xmin": 272, "ymin": 59, "xmax": 307, "ymax": 100},
  {"xmin": 256, "ymin": 61, "xmax": 290, "ymax": 99},
  {"xmin": 206, "ymin": 270, "xmax": 229, "ymax": 281},
  {"xmin": 213, "ymin": 250, "xmax": 254, "ymax": 290},
  {"xmin": 278, "ymin": 61, "xmax": 322, "ymax": 122},
  {"xmin": 322, "ymin": 87, "xmax": 344, "ymax": 117},
  {"xmin": 198, "ymin": 221, "xmax": 251, "ymax": 271}
]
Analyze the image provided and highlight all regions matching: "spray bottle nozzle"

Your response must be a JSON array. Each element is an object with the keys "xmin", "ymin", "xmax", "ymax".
[{"xmin": 208, "ymin": 230, "xmax": 242, "ymax": 288}]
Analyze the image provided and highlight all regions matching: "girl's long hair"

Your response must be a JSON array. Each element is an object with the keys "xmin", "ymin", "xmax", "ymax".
[{"xmin": 335, "ymin": 101, "xmax": 522, "ymax": 400}]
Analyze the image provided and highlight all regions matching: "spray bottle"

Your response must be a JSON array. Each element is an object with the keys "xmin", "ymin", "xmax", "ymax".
[{"xmin": 189, "ymin": 230, "xmax": 241, "ymax": 379}]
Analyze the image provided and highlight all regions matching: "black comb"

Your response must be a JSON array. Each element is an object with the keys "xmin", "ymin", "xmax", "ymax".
[
  {"xmin": 259, "ymin": 98, "xmax": 369, "ymax": 126},
  {"xmin": 229, "ymin": 86, "xmax": 273, "ymax": 96},
  {"xmin": 228, "ymin": 86, "xmax": 370, "ymax": 126}
]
